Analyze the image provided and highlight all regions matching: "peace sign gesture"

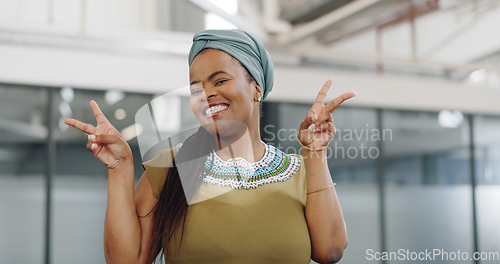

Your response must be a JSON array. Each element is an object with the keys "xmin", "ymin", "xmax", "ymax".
[
  {"xmin": 64, "ymin": 100, "xmax": 132, "ymax": 169},
  {"xmin": 298, "ymin": 79, "xmax": 357, "ymax": 150}
]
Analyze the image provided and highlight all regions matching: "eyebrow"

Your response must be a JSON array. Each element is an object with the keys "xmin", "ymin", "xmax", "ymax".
[{"xmin": 190, "ymin": 71, "xmax": 228, "ymax": 86}]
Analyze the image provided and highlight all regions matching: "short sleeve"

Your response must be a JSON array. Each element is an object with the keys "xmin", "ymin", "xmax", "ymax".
[
  {"xmin": 289, "ymin": 154, "xmax": 307, "ymax": 206},
  {"xmin": 142, "ymin": 148, "xmax": 178, "ymax": 199}
]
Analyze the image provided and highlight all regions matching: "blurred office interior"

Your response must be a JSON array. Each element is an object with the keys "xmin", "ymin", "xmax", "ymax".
[{"xmin": 0, "ymin": 0, "xmax": 499, "ymax": 263}]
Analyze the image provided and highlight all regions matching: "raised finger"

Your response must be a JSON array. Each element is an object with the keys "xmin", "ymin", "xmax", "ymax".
[
  {"xmin": 312, "ymin": 79, "xmax": 333, "ymax": 109},
  {"xmin": 90, "ymin": 100, "xmax": 109, "ymax": 125},
  {"xmin": 325, "ymin": 91, "xmax": 357, "ymax": 113},
  {"xmin": 65, "ymin": 118, "xmax": 96, "ymax": 134}
]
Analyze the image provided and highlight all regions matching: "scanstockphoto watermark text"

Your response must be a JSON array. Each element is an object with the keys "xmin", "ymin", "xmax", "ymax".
[
  {"xmin": 366, "ymin": 249, "xmax": 500, "ymax": 262},
  {"xmin": 262, "ymin": 124, "xmax": 392, "ymax": 159}
]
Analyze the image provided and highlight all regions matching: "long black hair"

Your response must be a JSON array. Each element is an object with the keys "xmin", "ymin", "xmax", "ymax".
[{"xmin": 145, "ymin": 127, "xmax": 216, "ymax": 263}]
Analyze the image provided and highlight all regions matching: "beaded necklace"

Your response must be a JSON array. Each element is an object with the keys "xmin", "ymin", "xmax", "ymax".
[{"xmin": 201, "ymin": 143, "xmax": 300, "ymax": 189}]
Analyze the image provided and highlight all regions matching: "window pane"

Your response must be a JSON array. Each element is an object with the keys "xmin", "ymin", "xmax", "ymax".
[
  {"xmin": 0, "ymin": 84, "xmax": 47, "ymax": 264},
  {"xmin": 383, "ymin": 110, "xmax": 473, "ymax": 264},
  {"xmin": 474, "ymin": 115, "xmax": 500, "ymax": 262},
  {"xmin": 53, "ymin": 88, "xmax": 153, "ymax": 264}
]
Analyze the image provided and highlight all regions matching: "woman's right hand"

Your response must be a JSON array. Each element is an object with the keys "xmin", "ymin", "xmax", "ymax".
[{"xmin": 65, "ymin": 100, "xmax": 133, "ymax": 169}]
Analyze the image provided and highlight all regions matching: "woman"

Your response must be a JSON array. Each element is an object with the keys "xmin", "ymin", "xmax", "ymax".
[{"xmin": 65, "ymin": 29, "xmax": 355, "ymax": 264}]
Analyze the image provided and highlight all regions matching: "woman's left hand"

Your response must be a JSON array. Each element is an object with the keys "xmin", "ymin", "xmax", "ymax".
[{"xmin": 298, "ymin": 79, "xmax": 357, "ymax": 150}]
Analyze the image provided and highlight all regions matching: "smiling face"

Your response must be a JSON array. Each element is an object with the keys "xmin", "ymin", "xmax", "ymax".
[{"xmin": 189, "ymin": 49, "xmax": 262, "ymax": 138}]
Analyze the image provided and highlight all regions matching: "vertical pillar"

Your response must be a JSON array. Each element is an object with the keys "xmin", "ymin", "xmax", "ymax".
[
  {"xmin": 468, "ymin": 114, "xmax": 480, "ymax": 264},
  {"xmin": 44, "ymin": 88, "xmax": 57, "ymax": 264},
  {"xmin": 376, "ymin": 109, "xmax": 387, "ymax": 264}
]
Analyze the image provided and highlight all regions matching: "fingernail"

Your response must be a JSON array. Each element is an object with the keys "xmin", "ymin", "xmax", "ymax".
[
  {"xmin": 308, "ymin": 124, "xmax": 316, "ymax": 132},
  {"xmin": 353, "ymin": 91, "xmax": 358, "ymax": 96},
  {"xmin": 91, "ymin": 143, "xmax": 96, "ymax": 150},
  {"xmin": 313, "ymin": 114, "xmax": 318, "ymax": 121},
  {"xmin": 88, "ymin": 134, "xmax": 96, "ymax": 141}
]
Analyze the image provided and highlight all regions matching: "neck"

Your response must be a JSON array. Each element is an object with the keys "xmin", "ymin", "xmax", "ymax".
[{"xmin": 214, "ymin": 124, "xmax": 265, "ymax": 163}]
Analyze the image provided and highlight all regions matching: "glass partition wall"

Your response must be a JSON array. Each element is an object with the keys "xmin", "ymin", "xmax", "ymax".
[
  {"xmin": 0, "ymin": 84, "xmax": 47, "ymax": 264},
  {"xmin": 382, "ymin": 110, "xmax": 474, "ymax": 264},
  {"xmin": 474, "ymin": 115, "xmax": 500, "ymax": 263},
  {"xmin": 1, "ymin": 83, "xmax": 499, "ymax": 264}
]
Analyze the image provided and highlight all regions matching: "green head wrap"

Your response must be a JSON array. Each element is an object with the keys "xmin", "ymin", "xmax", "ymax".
[{"xmin": 188, "ymin": 29, "xmax": 274, "ymax": 100}]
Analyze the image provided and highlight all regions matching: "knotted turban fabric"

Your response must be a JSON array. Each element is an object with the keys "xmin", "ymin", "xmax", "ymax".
[{"xmin": 188, "ymin": 29, "xmax": 274, "ymax": 100}]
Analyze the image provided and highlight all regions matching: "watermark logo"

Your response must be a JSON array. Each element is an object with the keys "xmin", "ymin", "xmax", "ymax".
[
  {"xmin": 366, "ymin": 249, "xmax": 500, "ymax": 262},
  {"xmin": 263, "ymin": 124, "xmax": 392, "ymax": 159}
]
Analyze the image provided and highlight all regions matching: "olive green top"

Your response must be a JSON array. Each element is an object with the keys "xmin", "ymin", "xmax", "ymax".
[{"xmin": 143, "ymin": 148, "xmax": 311, "ymax": 263}]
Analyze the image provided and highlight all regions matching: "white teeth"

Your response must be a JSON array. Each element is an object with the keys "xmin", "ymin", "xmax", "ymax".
[{"xmin": 205, "ymin": 104, "xmax": 228, "ymax": 115}]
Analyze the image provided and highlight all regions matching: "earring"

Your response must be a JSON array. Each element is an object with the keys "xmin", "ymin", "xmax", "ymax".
[{"xmin": 255, "ymin": 94, "xmax": 262, "ymax": 102}]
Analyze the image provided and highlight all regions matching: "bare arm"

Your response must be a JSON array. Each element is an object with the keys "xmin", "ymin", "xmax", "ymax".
[
  {"xmin": 303, "ymin": 150, "xmax": 347, "ymax": 264},
  {"xmin": 104, "ymin": 166, "xmax": 160, "ymax": 263},
  {"xmin": 104, "ymin": 164, "xmax": 158, "ymax": 264},
  {"xmin": 104, "ymin": 160, "xmax": 140, "ymax": 263},
  {"xmin": 298, "ymin": 80, "xmax": 355, "ymax": 263}
]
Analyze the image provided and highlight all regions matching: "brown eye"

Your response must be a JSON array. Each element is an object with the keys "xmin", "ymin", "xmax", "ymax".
[{"xmin": 215, "ymin": 80, "xmax": 227, "ymax": 86}]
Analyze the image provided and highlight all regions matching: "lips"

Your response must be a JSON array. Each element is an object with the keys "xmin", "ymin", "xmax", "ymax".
[{"xmin": 203, "ymin": 102, "xmax": 229, "ymax": 118}]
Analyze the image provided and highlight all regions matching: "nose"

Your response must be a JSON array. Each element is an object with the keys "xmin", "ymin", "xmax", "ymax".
[{"xmin": 202, "ymin": 87, "xmax": 217, "ymax": 102}]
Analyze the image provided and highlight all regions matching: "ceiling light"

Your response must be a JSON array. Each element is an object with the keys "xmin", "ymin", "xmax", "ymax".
[
  {"xmin": 60, "ymin": 86, "xmax": 74, "ymax": 102},
  {"xmin": 59, "ymin": 101, "xmax": 73, "ymax": 117},
  {"xmin": 469, "ymin": 69, "xmax": 487, "ymax": 83},
  {"xmin": 114, "ymin": 108, "xmax": 127, "ymax": 120},
  {"xmin": 438, "ymin": 110, "xmax": 463, "ymax": 128},
  {"xmin": 105, "ymin": 90, "xmax": 125, "ymax": 105}
]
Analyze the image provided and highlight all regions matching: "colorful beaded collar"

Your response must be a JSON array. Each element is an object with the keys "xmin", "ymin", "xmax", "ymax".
[{"xmin": 201, "ymin": 143, "xmax": 301, "ymax": 189}]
